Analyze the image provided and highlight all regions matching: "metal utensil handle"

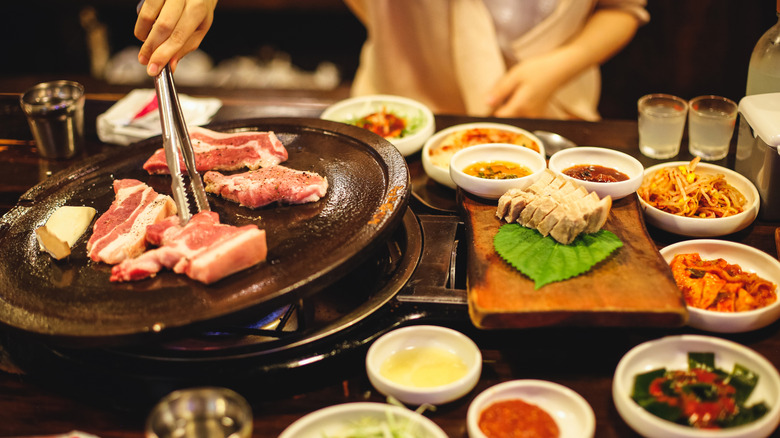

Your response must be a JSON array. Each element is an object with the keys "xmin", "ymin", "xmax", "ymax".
[
  {"xmin": 154, "ymin": 68, "xmax": 190, "ymax": 222},
  {"xmin": 139, "ymin": 0, "xmax": 210, "ymax": 223},
  {"xmin": 157, "ymin": 66, "xmax": 211, "ymax": 215}
]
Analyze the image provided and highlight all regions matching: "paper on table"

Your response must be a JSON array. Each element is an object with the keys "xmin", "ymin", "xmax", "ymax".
[{"xmin": 96, "ymin": 88, "xmax": 222, "ymax": 146}]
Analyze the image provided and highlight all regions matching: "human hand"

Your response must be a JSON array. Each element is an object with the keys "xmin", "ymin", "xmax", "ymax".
[
  {"xmin": 485, "ymin": 8, "xmax": 642, "ymax": 119},
  {"xmin": 485, "ymin": 50, "xmax": 573, "ymax": 118},
  {"xmin": 135, "ymin": 0, "xmax": 217, "ymax": 77}
]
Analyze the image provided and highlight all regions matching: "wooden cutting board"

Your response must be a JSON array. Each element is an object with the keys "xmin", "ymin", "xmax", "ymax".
[{"xmin": 461, "ymin": 191, "xmax": 688, "ymax": 329}]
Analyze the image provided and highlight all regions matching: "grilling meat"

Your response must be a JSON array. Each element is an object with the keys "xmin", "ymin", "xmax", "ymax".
[
  {"xmin": 203, "ymin": 165, "xmax": 328, "ymax": 209},
  {"xmin": 110, "ymin": 211, "xmax": 267, "ymax": 284},
  {"xmin": 87, "ymin": 179, "xmax": 177, "ymax": 264},
  {"xmin": 143, "ymin": 126, "xmax": 288, "ymax": 174},
  {"xmin": 496, "ymin": 169, "xmax": 612, "ymax": 244}
]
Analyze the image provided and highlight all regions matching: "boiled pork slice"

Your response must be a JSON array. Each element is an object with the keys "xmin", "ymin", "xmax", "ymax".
[
  {"xmin": 496, "ymin": 169, "xmax": 612, "ymax": 245},
  {"xmin": 110, "ymin": 211, "xmax": 267, "ymax": 284},
  {"xmin": 143, "ymin": 126, "xmax": 288, "ymax": 174},
  {"xmin": 86, "ymin": 179, "xmax": 177, "ymax": 264},
  {"xmin": 203, "ymin": 165, "xmax": 328, "ymax": 209}
]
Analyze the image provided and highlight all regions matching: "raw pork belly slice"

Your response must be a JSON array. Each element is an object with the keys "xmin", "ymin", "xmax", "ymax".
[
  {"xmin": 203, "ymin": 165, "xmax": 328, "ymax": 209},
  {"xmin": 87, "ymin": 179, "xmax": 177, "ymax": 264},
  {"xmin": 110, "ymin": 211, "xmax": 267, "ymax": 284},
  {"xmin": 143, "ymin": 126, "xmax": 288, "ymax": 174},
  {"xmin": 496, "ymin": 169, "xmax": 612, "ymax": 245}
]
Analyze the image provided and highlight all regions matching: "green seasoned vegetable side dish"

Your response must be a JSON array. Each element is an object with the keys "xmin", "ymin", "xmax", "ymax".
[{"xmin": 631, "ymin": 352, "xmax": 769, "ymax": 429}]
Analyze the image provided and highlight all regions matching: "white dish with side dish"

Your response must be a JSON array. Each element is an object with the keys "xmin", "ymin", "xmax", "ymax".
[
  {"xmin": 638, "ymin": 161, "xmax": 759, "ymax": 237},
  {"xmin": 278, "ymin": 402, "xmax": 448, "ymax": 438},
  {"xmin": 422, "ymin": 122, "xmax": 543, "ymax": 189},
  {"xmin": 659, "ymin": 239, "xmax": 780, "ymax": 333},
  {"xmin": 320, "ymin": 94, "xmax": 435, "ymax": 156},
  {"xmin": 613, "ymin": 335, "xmax": 780, "ymax": 438}
]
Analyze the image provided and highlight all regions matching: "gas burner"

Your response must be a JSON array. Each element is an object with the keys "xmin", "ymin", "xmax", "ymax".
[
  {"xmin": 4, "ymin": 205, "xmax": 471, "ymax": 404},
  {"xmin": 118, "ymin": 207, "xmax": 424, "ymax": 359}
]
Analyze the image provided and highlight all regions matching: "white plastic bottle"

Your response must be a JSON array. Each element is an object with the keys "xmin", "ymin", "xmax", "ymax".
[{"xmin": 746, "ymin": 0, "xmax": 780, "ymax": 95}]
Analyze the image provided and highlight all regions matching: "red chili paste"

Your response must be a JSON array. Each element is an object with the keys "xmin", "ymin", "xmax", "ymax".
[{"xmin": 478, "ymin": 399, "xmax": 560, "ymax": 438}]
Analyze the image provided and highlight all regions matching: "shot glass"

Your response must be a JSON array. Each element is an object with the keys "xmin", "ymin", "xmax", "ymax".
[
  {"xmin": 687, "ymin": 95, "xmax": 738, "ymax": 161},
  {"xmin": 20, "ymin": 80, "xmax": 85, "ymax": 159},
  {"xmin": 637, "ymin": 94, "xmax": 688, "ymax": 159},
  {"xmin": 146, "ymin": 387, "xmax": 253, "ymax": 438}
]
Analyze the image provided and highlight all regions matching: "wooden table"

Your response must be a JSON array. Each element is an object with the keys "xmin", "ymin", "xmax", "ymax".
[{"xmin": 1, "ymin": 93, "xmax": 779, "ymax": 438}]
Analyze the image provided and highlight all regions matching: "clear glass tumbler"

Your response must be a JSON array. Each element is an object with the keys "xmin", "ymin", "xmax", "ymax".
[
  {"xmin": 146, "ymin": 387, "xmax": 253, "ymax": 438},
  {"xmin": 688, "ymin": 95, "xmax": 738, "ymax": 161},
  {"xmin": 637, "ymin": 94, "xmax": 688, "ymax": 159},
  {"xmin": 19, "ymin": 80, "xmax": 85, "ymax": 159}
]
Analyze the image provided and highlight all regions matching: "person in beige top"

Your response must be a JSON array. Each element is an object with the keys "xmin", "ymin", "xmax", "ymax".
[
  {"xmin": 134, "ymin": 0, "xmax": 647, "ymax": 120},
  {"xmin": 344, "ymin": 0, "xmax": 649, "ymax": 120}
]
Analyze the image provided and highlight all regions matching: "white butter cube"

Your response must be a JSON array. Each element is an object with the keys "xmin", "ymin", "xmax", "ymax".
[{"xmin": 35, "ymin": 206, "xmax": 97, "ymax": 259}]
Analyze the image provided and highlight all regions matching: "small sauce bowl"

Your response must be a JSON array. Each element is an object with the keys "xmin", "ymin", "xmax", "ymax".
[
  {"xmin": 422, "ymin": 122, "xmax": 544, "ymax": 189},
  {"xmin": 467, "ymin": 380, "xmax": 595, "ymax": 438},
  {"xmin": 548, "ymin": 146, "xmax": 643, "ymax": 200},
  {"xmin": 366, "ymin": 325, "xmax": 482, "ymax": 406},
  {"xmin": 449, "ymin": 143, "xmax": 547, "ymax": 200}
]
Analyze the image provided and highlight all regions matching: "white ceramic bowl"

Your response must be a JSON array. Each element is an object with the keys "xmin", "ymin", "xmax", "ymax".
[
  {"xmin": 449, "ymin": 143, "xmax": 548, "ymax": 200},
  {"xmin": 278, "ymin": 402, "xmax": 448, "ymax": 438},
  {"xmin": 320, "ymin": 94, "xmax": 435, "ymax": 156},
  {"xmin": 613, "ymin": 335, "xmax": 780, "ymax": 438},
  {"xmin": 422, "ymin": 122, "xmax": 544, "ymax": 189},
  {"xmin": 638, "ymin": 162, "xmax": 759, "ymax": 237},
  {"xmin": 659, "ymin": 239, "xmax": 780, "ymax": 333},
  {"xmin": 467, "ymin": 380, "xmax": 595, "ymax": 438},
  {"xmin": 366, "ymin": 325, "xmax": 482, "ymax": 406},
  {"xmin": 548, "ymin": 146, "xmax": 644, "ymax": 200}
]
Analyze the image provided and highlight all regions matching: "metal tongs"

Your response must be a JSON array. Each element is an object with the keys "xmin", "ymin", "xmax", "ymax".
[
  {"xmin": 137, "ymin": 0, "xmax": 209, "ymax": 224},
  {"xmin": 154, "ymin": 65, "xmax": 210, "ymax": 224}
]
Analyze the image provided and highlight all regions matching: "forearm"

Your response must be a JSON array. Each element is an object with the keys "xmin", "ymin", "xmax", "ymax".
[
  {"xmin": 552, "ymin": 9, "xmax": 641, "ymax": 83},
  {"xmin": 483, "ymin": 5, "xmax": 643, "ymax": 118}
]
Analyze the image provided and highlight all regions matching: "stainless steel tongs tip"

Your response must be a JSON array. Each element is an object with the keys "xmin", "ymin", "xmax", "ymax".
[{"xmin": 153, "ymin": 65, "xmax": 210, "ymax": 224}]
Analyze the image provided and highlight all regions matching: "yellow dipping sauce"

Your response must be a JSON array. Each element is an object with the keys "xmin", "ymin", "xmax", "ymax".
[
  {"xmin": 463, "ymin": 160, "xmax": 531, "ymax": 180},
  {"xmin": 379, "ymin": 346, "xmax": 469, "ymax": 388}
]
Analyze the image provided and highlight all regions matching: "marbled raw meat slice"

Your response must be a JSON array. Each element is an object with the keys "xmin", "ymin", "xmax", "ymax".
[
  {"xmin": 110, "ymin": 211, "xmax": 267, "ymax": 284},
  {"xmin": 143, "ymin": 126, "xmax": 288, "ymax": 174},
  {"xmin": 203, "ymin": 165, "xmax": 328, "ymax": 209},
  {"xmin": 87, "ymin": 179, "xmax": 177, "ymax": 264}
]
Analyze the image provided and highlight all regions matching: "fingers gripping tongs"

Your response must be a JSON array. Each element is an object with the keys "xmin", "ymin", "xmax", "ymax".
[
  {"xmin": 137, "ymin": 0, "xmax": 209, "ymax": 224},
  {"xmin": 154, "ymin": 66, "xmax": 210, "ymax": 224}
]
